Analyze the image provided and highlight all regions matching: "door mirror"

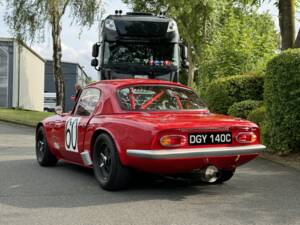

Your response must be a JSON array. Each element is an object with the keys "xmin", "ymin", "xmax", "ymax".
[
  {"xmin": 182, "ymin": 59, "xmax": 189, "ymax": 69},
  {"xmin": 181, "ymin": 44, "xmax": 188, "ymax": 60},
  {"xmin": 55, "ymin": 106, "xmax": 63, "ymax": 115},
  {"xmin": 92, "ymin": 43, "xmax": 100, "ymax": 57},
  {"xmin": 91, "ymin": 58, "xmax": 99, "ymax": 67}
]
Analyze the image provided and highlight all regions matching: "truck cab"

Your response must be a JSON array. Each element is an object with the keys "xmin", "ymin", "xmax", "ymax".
[{"xmin": 91, "ymin": 12, "xmax": 188, "ymax": 82}]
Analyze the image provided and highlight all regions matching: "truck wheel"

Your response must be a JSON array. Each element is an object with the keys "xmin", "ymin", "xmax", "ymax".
[
  {"xmin": 93, "ymin": 134, "xmax": 132, "ymax": 190},
  {"xmin": 36, "ymin": 126, "xmax": 58, "ymax": 166}
]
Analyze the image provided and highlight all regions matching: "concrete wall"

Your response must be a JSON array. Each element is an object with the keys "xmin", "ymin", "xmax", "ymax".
[
  {"xmin": 17, "ymin": 43, "xmax": 45, "ymax": 111},
  {"xmin": 0, "ymin": 38, "xmax": 45, "ymax": 111}
]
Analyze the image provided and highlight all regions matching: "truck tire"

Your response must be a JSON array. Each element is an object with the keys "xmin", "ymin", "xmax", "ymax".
[
  {"xmin": 93, "ymin": 133, "xmax": 132, "ymax": 190},
  {"xmin": 36, "ymin": 126, "xmax": 58, "ymax": 166}
]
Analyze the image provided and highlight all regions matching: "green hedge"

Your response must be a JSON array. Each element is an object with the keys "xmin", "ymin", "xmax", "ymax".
[
  {"xmin": 247, "ymin": 106, "xmax": 266, "ymax": 126},
  {"xmin": 228, "ymin": 100, "xmax": 262, "ymax": 119},
  {"xmin": 264, "ymin": 49, "xmax": 300, "ymax": 153},
  {"xmin": 244, "ymin": 106, "xmax": 270, "ymax": 145},
  {"xmin": 205, "ymin": 74, "xmax": 264, "ymax": 114}
]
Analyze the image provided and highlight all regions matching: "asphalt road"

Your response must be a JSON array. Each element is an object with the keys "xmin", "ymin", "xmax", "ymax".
[{"xmin": 0, "ymin": 121, "xmax": 299, "ymax": 225}]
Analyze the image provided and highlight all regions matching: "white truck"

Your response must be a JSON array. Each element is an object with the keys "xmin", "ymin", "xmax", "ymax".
[{"xmin": 43, "ymin": 92, "xmax": 56, "ymax": 112}]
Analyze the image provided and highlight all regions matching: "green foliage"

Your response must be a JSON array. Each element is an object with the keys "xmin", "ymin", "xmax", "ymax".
[
  {"xmin": 0, "ymin": 108, "xmax": 53, "ymax": 127},
  {"xmin": 264, "ymin": 49, "xmax": 300, "ymax": 153},
  {"xmin": 247, "ymin": 106, "xmax": 266, "ymax": 125},
  {"xmin": 228, "ymin": 100, "xmax": 262, "ymax": 119},
  {"xmin": 205, "ymin": 74, "xmax": 264, "ymax": 114},
  {"xmin": 200, "ymin": 10, "xmax": 278, "ymax": 82},
  {"xmin": 4, "ymin": 0, "xmax": 102, "ymax": 43}
]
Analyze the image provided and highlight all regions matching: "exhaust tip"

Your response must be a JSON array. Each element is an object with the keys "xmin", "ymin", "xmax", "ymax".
[{"xmin": 201, "ymin": 165, "xmax": 219, "ymax": 183}]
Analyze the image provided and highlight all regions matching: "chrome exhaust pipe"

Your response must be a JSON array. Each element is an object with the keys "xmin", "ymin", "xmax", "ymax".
[{"xmin": 200, "ymin": 165, "xmax": 219, "ymax": 183}]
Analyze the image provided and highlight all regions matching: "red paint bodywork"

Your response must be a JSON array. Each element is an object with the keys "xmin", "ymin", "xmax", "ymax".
[{"xmin": 39, "ymin": 79, "xmax": 261, "ymax": 174}]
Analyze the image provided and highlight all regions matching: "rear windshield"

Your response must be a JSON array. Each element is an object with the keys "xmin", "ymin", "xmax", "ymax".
[{"xmin": 118, "ymin": 85, "xmax": 206, "ymax": 111}]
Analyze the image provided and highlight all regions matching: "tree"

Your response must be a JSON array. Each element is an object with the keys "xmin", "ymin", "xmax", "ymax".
[
  {"xmin": 250, "ymin": 0, "xmax": 298, "ymax": 49},
  {"xmin": 200, "ymin": 8, "xmax": 278, "ymax": 80},
  {"xmin": 4, "ymin": 0, "xmax": 102, "ymax": 111},
  {"xmin": 278, "ymin": 0, "xmax": 295, "ymax": 49}
]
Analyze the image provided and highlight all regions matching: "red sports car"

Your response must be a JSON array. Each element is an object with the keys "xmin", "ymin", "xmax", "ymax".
[{"xmin": 36, "ymin": 79, "xmax": 265, "ymax": 190}]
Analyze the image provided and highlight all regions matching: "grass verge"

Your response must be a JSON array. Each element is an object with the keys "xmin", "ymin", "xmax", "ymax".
[{"xmin": 0, "ymin": 108, "xmax": 53, "ymax": 127}]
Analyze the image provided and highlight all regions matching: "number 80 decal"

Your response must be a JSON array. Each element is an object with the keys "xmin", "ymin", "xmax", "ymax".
[{"xmin": 65, "ymin": 117, "xmax": 80, "ymax": 152}]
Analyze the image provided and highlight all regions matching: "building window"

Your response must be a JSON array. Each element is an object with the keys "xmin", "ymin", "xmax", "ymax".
[{"xmin": 0, "ymin": 47, "xmax": 9, "ymax": 107}]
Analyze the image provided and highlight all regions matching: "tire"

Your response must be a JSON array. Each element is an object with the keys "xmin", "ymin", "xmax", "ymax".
[
  {"xmin": 93, "ymin": 133, "xmax": 132, "ymax": 190},
  {"xmin": 36, "ymin": 126, "xmax": 58, "ymax": 166},
  {"xmin": 215, "ymin": 169, "xmax": 235, "ymax": 184}
]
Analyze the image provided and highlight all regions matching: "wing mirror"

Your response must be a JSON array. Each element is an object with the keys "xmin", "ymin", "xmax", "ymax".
[
  {"xmin": 181, "ymin": 44, "xmax": 188, "ymax": 60},
  {"xmin": 55, "ymin": 106, "xmax": 63, "ymax": 115},
  {"xmin": 182, "ymin": 59, "xmax": 189, "ymax": 69},
  {"xmin": 92, "ymin": 43, "xmax": 100, "ymax": 57},
  {"xmin": 91, "ymin": 58, "xmax": 99, "ymax": 67}
]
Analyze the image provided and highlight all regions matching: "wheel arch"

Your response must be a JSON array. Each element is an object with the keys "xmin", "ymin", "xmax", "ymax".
[
  {"xmin": 36, "ymin": 122, "xmax": 44, "ymax": 140},
  {"xmin": 90, "ymin": 128, "xmax": 122, "ymax": 161}
]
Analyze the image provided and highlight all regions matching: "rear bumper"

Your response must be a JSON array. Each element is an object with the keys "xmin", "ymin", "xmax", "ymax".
[{"xmin": 126, "ymin": 144, "xmax": 266, "ymax": 159}]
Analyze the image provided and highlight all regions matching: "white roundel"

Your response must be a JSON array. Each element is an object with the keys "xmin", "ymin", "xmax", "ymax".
[{"xmin": 65, "ymin": 117, "xmax": 80, "ymax": 152}]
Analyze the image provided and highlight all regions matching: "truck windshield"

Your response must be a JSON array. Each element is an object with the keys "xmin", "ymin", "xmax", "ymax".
[
  {"xmin": 104, "ymin": 42, "xmax": 179, "ymax": 66},
  {"xmin": 118, "ymin": 85, "xmax": 206, "ymax": 111}
]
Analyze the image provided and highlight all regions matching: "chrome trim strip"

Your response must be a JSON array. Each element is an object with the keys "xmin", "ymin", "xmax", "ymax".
[
  {"xmin": 127, "ymin": 144, "xmax": 266, "ymax": 159},
  {"xmin": 80, "ymin": 150, "xmax": 93, "ymax": 166}
]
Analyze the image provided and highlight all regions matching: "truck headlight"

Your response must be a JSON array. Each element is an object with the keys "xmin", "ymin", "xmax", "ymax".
[
  {"xmin": 167, "ymin": 19, "xmax": 178, "ymax": 32},
  {"xmin": 105, "ymin": 19, "xmax": 116, "ymax": 31}
]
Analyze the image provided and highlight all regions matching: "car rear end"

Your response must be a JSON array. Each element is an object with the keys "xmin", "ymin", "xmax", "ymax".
[
  {"xmin": 115, "ymin": 80, "xmax": 265, "ymax": 179},
  {"xmin": 125, "ymin": 119, "xmax": 265, "ymax": 175}
]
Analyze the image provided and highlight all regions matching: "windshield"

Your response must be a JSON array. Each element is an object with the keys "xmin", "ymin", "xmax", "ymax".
[
  {"xmin": 104, "ymin": 42, "xmax": 179, "ymax": 66},
  {"xmin": 118, "ymin": 85, "xmax": 206, "ymax": 111}
]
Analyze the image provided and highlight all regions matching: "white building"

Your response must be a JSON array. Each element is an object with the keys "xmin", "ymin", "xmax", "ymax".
[{"xmin": 0, "ymin": 38, "xmax": 45, "ymax": 111}]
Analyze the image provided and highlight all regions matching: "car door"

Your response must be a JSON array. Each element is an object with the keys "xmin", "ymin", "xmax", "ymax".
[{"xmin": 57, "ymin": 88, "xmax": 101, "ymax": 164}]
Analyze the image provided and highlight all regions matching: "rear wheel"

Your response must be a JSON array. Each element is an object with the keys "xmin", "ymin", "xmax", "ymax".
[
  {"xmin": 36, "ymin": 126, "xmax": 58, "ymax": 166},
  {"xmin": 93, "ymin": 134, "xmax": 132, "ymax": 190}
]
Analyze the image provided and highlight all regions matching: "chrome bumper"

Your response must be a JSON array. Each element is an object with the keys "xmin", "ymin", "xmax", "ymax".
[{"xmin": 126, "ymin": 144, "xmax": 266, "ymax": 159}]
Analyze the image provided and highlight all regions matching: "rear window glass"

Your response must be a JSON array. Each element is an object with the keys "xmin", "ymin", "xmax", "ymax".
[{"xmin": 118, "ymin": 85, "xmax": 206, "ymax": 111}]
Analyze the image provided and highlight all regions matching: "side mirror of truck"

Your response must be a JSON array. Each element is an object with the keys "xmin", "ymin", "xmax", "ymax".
[
  {"xmin": 181, "ymin": 44, "xmax": 188, "ymax": 60},
  {"xmin": 91, "ymin": 58, "xmax": 99, "ymax": 67},
  {"xmin": 182, "ymin": 59, "xmax": 189, "ymax": 69},
  {"xmin": 92, "ymin": 43, "xmax": 100, "ymax": 57}
]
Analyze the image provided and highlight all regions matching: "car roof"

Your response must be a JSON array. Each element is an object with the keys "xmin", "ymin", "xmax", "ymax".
[{"xmin": 87, "ymin": 79, "xmax": 190, "ymax": 90}]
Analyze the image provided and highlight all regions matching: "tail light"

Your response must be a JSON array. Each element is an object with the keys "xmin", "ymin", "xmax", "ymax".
[
  {"xmin": 236, "ymin": 132, "xmax": 257, "ymax": 144},
  {"xmin": 160, "ymin": 135, "xmax": 187, "ymax": 147}
]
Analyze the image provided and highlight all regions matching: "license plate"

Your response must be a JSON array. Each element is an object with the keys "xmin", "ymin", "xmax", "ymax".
[{"xmin": 188, "ymin": 132, "xmax": 232, "ymax": 145}]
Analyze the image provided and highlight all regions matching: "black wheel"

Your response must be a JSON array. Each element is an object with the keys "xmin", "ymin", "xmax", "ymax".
[
  {"xmin": 93, "ymin": 134, "xmax": 132, "ymax": 190},
  {"xmin": 36, "ymin": 126, "xmax": 58, "ymax": 166},
  {"xmin": 215, "ymin": 169, "xmax": 235, "ymax": 184}
]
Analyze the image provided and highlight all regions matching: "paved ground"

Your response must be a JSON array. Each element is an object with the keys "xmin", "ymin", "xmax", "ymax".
[{"xmin": 0, "ymin": 121, "xmax": 299, "ymax": 225}]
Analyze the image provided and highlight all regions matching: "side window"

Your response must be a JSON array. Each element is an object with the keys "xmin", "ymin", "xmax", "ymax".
[{"xmin": 74, "ymin": 88, "xmax": 101, "ymax": 116}]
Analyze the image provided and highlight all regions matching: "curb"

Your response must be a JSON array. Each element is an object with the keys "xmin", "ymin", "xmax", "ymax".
[
  {"xmin": 0, "ymin": 119, "xmax": 36, "ymax": 128},
  {"xmin": 260, "ymin": 152, "xmax": 300, "ymax": 171}
]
